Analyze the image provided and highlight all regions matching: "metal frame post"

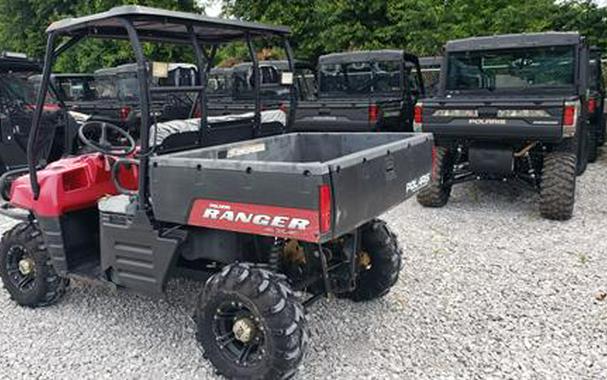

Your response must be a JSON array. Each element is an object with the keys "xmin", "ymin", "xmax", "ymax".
[
  {"xmin": 246, "ymin": 33, "xmax": 261, "ymax": 135},
  {"xmin": 118, "ymin": 18, "xmax": 151, "ymax": 211},
  {"xmin": 27, "ymin": 33, "xmax": 57, "ymax": 199},
  {"xmin": 189, "ymin": 25, "xmax": 209, "ymax": 145},
  {"xmin": 283, "ymin": 38, "xmax": 296, "ymax": 132}
]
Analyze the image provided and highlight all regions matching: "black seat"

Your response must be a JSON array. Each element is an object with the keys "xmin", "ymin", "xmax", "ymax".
[{"xmin": 150, "ymin": 110, "xmax": 286, "ymax": 153}]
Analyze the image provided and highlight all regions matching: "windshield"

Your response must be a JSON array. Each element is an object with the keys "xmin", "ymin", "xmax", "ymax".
[
  {"xmin": 446, "ymin": 46, "xmax": 576, "ymax": 92},
  {"xmin": 208, "ymin": 71, "xmax": 233, "ymax": 96},
  {"xmin": 55, "ymin": 77, "xmax": 96, "ymax": 102},
  {"xmin": 0, "ymin": 73, "xmax": 57, "ymax": 104},
  {"xmin": 319, "ymin": 60, "xmax": 402, "ymax": 96},
  {"xmin": 96, "ymin": 73, "xmax": 139, "ymax": 100}
]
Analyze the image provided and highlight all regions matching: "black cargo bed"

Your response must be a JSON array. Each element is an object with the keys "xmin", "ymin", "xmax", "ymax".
[{"xmin": 150, "ymin": 132, "xmax": 433, "ymax": 243}]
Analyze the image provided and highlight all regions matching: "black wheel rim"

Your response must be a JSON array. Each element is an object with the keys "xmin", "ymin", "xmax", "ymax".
[
  {"xmin": 212, "ymin": 300, "xmax": 266, "ymax": 367},
  {"xmin": 5, "ymin": 245, "xmax": 37, "ymax": 292}
]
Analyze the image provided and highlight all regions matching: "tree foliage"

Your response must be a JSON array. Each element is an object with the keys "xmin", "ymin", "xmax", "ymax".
[
  {"xmin": 224, "ymin": 0, "xmax": 607, "ymax": 61},
  {"xmin": 0, "ymin": 0, "xmax": 605, "ymax": 71},
  {"xmin": 0, "ymin": 0, "xmax": 199, "ymax": 72}
]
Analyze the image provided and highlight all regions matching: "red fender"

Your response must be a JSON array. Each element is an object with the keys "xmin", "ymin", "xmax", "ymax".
[{"xmin": 10, "ymin": 153, "xmax": 138, "ymax": 218}]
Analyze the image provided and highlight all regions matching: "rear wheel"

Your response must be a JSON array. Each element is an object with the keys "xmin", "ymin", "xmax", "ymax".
[
  {"xmin": 540, "ymin": 152, "xmax": 576, "ymax": 221},
  {"xmin": 0, "ymin": 222, "xmax": 68, "ymax": 307},
  {"xmin": 196, "ymin": 263, "xmax": 308, "ymax": 379},
  {"xmin": 417, "ymin": 146, "xmax": 452, "ymax": 207},
  {"xmin": 343, "ymin": 219, "xmax": 403, "ymax": 302},
  {"xmin": 588, "ymin": 125, "xmax": 598, "ymax": 163},
  {"xmin": 598, "ymin": 117, "xmax": 606, "ymax": 147},
  {"xmin": 576, "ymin": 129, "xmax": 589, "ymax": 176}
]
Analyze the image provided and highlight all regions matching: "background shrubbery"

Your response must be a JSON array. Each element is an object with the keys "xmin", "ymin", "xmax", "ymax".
[{"xmin": 0, "ymin": 0, "xmax": 605, "ymax": 71}]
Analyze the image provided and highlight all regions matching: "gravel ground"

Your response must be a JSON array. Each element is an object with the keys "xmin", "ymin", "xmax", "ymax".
[{"xmin": 1, "ymin": 150, "xmax": 606, "ymax": 379}]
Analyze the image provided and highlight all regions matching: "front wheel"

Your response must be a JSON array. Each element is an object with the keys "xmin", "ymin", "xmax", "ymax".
[
  {"xmin": 342, "ymin": 219, "xmax": 403, "ymax": 302},
  {"xmin": 196, "ymin": 263, "xmax": 308, "ymax": 379},
  {"xmin": 540, "ymin": 152, "xmax": 576, "ymax": 221},
  {"xmin": 0, "ymin": 222, "xmax": 68, "ymax": 307}
]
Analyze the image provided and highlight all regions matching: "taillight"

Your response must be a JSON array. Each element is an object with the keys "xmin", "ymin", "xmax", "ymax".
[
  {"xmin": 562, "ymin": 101, "xmax": 579, "ymax": 138},
  {"xmin": 119, "ymin": 106, "xmax": 132, "ymax": 121},
  {"xmin": 279, "ymin": 102, "xmax": 287, "ymax": 113},
  {"xmin": 319, "ymin": 184, "xmax": 332, "ymax": 234},
  {"xmin": 588, "ymin": 97, "xmax": 597, "ymax": 114},
  {"xmin": 413, "ymin": 103, "xmax": 423, "ymax": 132},
  {"xmin": 562, "ymin": 106, "xmax": 575, "ymax": 126},
  {"xmin": 368, "ymin": 104, "xmax": 379, "ymax": 123}
]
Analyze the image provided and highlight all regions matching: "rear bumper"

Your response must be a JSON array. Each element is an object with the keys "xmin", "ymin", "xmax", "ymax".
[{"xmin": 422, "ymin": 123, "xmax": 564, "ymax": 143}]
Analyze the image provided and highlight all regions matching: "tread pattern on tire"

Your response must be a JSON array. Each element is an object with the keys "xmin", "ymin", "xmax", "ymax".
[
  {"xmin": 0, "ymin": 222, "xmax": 68, "ymax": 307},
  {"xmin": 417, "ymin": 146, "xmax": 451, "ymax": 207},
  {"xmin": 345, "ymin": 219, "xmax": 403, "ymax": 302},
  {"xmin": 197, "ymin": 263, "xmax": 308, "ymax": 380},
  {"xmin": 540, "ymin": 152, "xmax": 576, "ymax": 221},
  {"xmin": 588, "ymin": 125, "xmax": 598, "ymax": 163}
]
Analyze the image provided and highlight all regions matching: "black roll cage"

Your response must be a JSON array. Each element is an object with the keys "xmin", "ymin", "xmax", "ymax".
[{"xmin": 27, "ymin": 6, "xmax": 296, "ymax": 213}]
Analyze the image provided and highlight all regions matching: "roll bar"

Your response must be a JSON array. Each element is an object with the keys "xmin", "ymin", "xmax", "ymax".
[{"xmin": 27, "ymin": 10, "xmax": 296, "ymax": 214}]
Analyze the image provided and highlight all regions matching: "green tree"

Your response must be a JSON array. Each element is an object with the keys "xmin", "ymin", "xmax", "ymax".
[
  {"xmin": 224, "ymin": 0, "xmax": 607, "ymax": 60},
  {"xmin": 0, "ymin": 0, "xmax": 200, "ymax": 72}
]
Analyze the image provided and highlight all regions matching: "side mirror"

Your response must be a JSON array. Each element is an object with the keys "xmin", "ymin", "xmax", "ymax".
[{"xmin": 280, "ymin": 72, "xmax": 294, "ymax": 86}]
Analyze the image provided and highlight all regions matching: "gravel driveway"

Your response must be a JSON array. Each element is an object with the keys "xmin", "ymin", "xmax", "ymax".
[{"xmin": 1, "ymin": 151, "xmax": 606, "ymax": 379}]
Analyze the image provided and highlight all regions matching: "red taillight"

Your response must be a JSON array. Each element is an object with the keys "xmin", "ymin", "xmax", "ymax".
[
  {"xmin": 414, "ymin": 104, "xmax": 423, "ymax": 124},
  {"xmin": 368, "ymin": 104, "xmax": 379, "ymax": 123},
  {"xmin": 588, "ymin": 97, "xmax": 597, "ymax": 114},
  {"xmin": 563, "ymin": 105, "xmax": 576, "ymax": 126},
  {"xmin": 319, "ymin": 184, "xmax": 332, "ymax": 234},
  {"xmin": 119, "ymin": 106, "xmax": 132, "ymax": 121},
  {"xmin": 194, "ymin": 108, "xmax": 202, "ymax": 118},
  {"xmin": 278, "ymin": 102, "xmax": 287, "ymax": 113}
]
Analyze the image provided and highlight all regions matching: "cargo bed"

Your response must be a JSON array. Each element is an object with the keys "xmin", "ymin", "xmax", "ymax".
[{"xmin": 150, "ymin": 132, "xmax": 433, "ymax": 243}]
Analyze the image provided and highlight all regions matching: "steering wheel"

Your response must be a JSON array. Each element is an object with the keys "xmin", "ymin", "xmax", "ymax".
[{"xmin": 78, "ymin": 121, "xmax": 136, "ymax": 156}]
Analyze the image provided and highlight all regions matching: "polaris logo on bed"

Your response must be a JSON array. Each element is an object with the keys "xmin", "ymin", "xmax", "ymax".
[
  {"xmin": 188, "ymin": 199, "xmax": 321, "ymax": 242},
  {"xmin": 406, "ymin": 173, "xmax": 431, "ymax": 194},
  {"xmin": 468, "ymin": 118, "xmax": 507, "ymax": 125}
]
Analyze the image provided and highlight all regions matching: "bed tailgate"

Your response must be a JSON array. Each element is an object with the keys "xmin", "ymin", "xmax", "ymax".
[{"xmin": 328, "ymin": 133, "xmax": 433, "ymax": 238}]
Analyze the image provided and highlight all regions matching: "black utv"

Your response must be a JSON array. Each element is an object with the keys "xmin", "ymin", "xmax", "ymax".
[
  {"xmin": 294, "ymin": 50, "xmax": 424, "ymax": 132},
  {"xmin": 30, "ymin": 73, "xmax": 97, "ymax": 106},
  {"xmin": 0, "ymin": 52, "xmax": 79, "ymax": 175},
  {"xmin": 206, "ymin": 60, "xmax": 316, "ymax": 117},
  {"xmin": 415, "ymin": 32, "xmax": 592, "ymax": 220},
  {"xmin": 86, "ymin": 63, "xmax": 197, "ymax": 134}
]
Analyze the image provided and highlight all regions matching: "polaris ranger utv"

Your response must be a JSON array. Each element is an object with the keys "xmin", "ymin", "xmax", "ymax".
[
  {"xmin": 294, "ymin": 50, "xmax": 424, "ymax": 132},
  {"xmin": 415, "ymin": 32, "xmax": 591, "ymax": 220},
  {"xmin": 0, "ymin": 52, "xmax": 79, "ymax": 175},
  {"xmin": 207, "ymin": 60, "xmax": 316, "ymax": 117},
  {"xmin": 0, "ymin": 7, "xmax": 433, "ymax": 379},
  {"xmin": 91, "ymin": 63, "xmax": 196, "ymax": 135}
]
